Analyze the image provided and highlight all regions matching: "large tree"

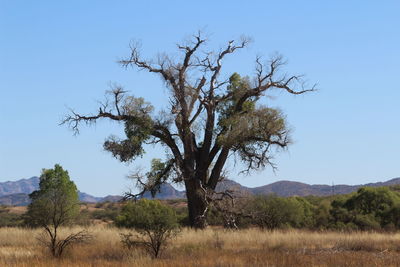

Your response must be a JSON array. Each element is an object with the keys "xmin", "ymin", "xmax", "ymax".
[{"xmin": 62, "ymin": 33, "xmax": 314, "ymax": 228}]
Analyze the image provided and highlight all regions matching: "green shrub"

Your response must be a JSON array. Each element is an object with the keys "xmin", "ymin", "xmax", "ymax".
[
  {"xmin": 247, "ymin": 195, "xmax": 307, "ymax": 229},
  {"xmin": 115, "ymin": 199, "xmax": 180, "ymax": 258}
]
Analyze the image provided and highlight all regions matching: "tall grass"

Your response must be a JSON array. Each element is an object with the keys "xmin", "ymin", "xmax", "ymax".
[{"xmin": 0, "ymin": 226, "xmax": 400, "ymax": 266}]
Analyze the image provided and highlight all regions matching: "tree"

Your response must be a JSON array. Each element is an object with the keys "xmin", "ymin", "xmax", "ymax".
[
  {"xmin": 344, "ymin": 187, "xmax": 400, "ymax": 216},
  {"xmin": 26, "ymin": 164, "xmax": 91, "ymax": 257},
  {"xmin": 116, "ymin": 199, "xmax": 179, "ymax": 258},
  {"xmin": 62, "ymin": 32, "xmax": 314, "ymax": 228},
  {"xmin": 329, "ymin": 187, "xmax": 400, "ymax": 230}
]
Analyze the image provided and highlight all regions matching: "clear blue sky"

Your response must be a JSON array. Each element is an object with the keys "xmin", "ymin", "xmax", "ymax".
[{"xmin": 1, "ymin": 1, "xmax": 399, "ymax": 196}]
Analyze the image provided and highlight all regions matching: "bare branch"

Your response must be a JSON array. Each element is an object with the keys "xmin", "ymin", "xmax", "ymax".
[
  {"xmin": 209, "ymin": 37, "xmax": 250, "ymax": 94},
  {"xmin": 123, "ymin": 159, "xmax": 176, "ymax": 201},
  {"xmin": 119, "ymin": 42, "xmax": 177, "ymax": 87}
]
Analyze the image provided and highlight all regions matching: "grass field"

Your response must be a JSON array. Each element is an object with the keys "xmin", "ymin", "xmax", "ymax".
[{"xmin": 0, "ymin": 227, "xmax": 400, "ymax": 266}]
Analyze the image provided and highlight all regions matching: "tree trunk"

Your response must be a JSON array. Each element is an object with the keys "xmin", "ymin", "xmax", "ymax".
[{"xmin": 185, "ymin": 179, "xmax": 208, "ymax": 229}]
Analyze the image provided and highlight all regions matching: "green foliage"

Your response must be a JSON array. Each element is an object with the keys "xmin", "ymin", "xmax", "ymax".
[
  {"xmin": 174, "ymin": 206, "xmax": 190, "ymax": 226},
  {"xmin": 116, "ymin": 199, "xmax": 180, "ymax": 258},
  {"xmin": 247, "ymin": 195, "xmax": 310, "ymax": 229},
  {"xmin": 344, "ymin": 187, "xmax": 400, "ymax": 215},
  {"xmin": 26, "ymin": 164, "xmax": 79, "ymax": 227},
  {"xmin": 292, "ymin": 197, "xmax": 316, "ymax": 228},
  {"xmin": 215, "ymin": 73, "xmax": 290, "ymax": 171},
  {"xmin": 218, "ymin": 73, "xmax": 255, "ymax": 121},
  {"xmin": 218, "ymin": 74, "xmax": 286, "ymax": 146},
  {"xmin": 314, "ymin": 200, "xmax": 332, "ymax": 229},
  {"xmin": 103, "ymin": 96, "xmax": 154, "ymax": 163},
  {"xmin": 389, "ymin": 185, "xmax": 400, "ymax": 193},
  {"xmin": 353, "ymin": 214, "xmax": 381, "ymax": 230},
  {"xmin": 329, "ymin": 187, "xmax": 400, "ymax": 230},
  {"xmin": 195, "ymin": 185, "xmax": 400, "ymax": 231},
  {"xmin": 25, "ymin": 165, "xmax": 88, "ymax": 258},
  {"xmin": 382, "ymin": 204, "xmax": 400, "ymax": 228},
  {"xmin": 116, "ymin": 199, "xmax": 178, "ymax": 230},
  {"xmin": 21, "ymin": 178, "xmax": 400, "ymax": 233}
]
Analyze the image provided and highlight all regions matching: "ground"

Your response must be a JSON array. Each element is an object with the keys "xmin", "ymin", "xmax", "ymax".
[{"xmin": 0, "ymin": 226, "xmax": 400, "ymax": 266}]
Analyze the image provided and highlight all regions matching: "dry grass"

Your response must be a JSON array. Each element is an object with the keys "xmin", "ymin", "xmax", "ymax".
[
  {"xmin": 0, "ymin": 226, "xmax": 400, "ymax": 266},
  {"xmin": 6, "ymin": 206, "xmax": 27, "ymax": 215}
]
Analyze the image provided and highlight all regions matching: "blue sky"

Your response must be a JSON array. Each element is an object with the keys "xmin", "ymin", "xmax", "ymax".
[{"xmin": 1, "ymin": 1, "xmax": 399, "ymax": 196}]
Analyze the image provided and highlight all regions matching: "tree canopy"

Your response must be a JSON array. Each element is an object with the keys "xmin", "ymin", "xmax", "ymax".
[{"xmin": 27, "ymin": 164, "xmax": 79, "ymax": 228}]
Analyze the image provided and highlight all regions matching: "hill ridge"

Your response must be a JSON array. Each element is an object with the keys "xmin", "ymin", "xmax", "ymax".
[{"xmin": 1, "ymin": 176, "xmax": 399, "ymax": 205}]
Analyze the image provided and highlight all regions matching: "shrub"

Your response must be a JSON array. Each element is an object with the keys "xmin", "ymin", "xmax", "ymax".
[
  {"xmin": 115, "ymin": 199, "xmax": 180, "ymax": 258},
  {"xmin": 247, "ymin": 195, "xmax": 307, "ymax": 229}
]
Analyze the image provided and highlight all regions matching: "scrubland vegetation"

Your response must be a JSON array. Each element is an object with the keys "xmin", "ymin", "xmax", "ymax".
[
  {"xmin": 2, "ymin": 185, "xmax": 400, "ymax": 265},
  {"xmin": 4, "ymin": 185, "xmax": 400, "ymax": 231},
  {"xmin": 2, "ymin": 166, "xmax": 400, "ymax": 265}
]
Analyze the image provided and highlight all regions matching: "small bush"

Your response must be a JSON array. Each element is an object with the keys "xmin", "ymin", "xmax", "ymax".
[
  {"xmin": 247, "ymin": 195, "xmax": 308, "ymax": 229},
  {"xmin": 115, "ymin": 199, "xmax": 180, "ymax": 258}
]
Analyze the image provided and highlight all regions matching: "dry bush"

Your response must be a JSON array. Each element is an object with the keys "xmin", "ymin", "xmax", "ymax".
[{"xmin": 36, "ymin": 229, "xmax": 92, "ymax": 257}]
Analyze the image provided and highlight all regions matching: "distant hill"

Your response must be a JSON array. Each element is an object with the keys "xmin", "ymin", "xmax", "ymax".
[
  {"xmin": 0, "ymin": 193, "xmax": 31, "ymax": 206},
  {"xmin": 216, "ymin": 179, "xmax": 253, "ymax": 197},
  {"xmin": 0, "ymin": 177, "xmax": 111, "ymax": 206},
  {"xmin": 0, "ymin": 177, "xmax": 39, "ymax": 196},
  {"xmin": 140, "ymin": 177, "xmax": 400, "ymax": 199},
  {"xmin": 142, "ymin": 183, "xmax": 185, "ymax": 199},
  {"xmin": 0, "ymin": 176, "xmax": 185, "ymax": 205},
  {"xmin": 101, "ymin": 195, "xmax": 123, "ymax": 202},
  {"xmin": 78, "ymin": 192, "xmax": 102, "ymax": 203},
  {"xmin": 249, "ymin": 178, "xmax": 400, "ymax": 197},
  {"xmin": 1, "ymin": 176, "xmax": 400, "ymax": 206}
]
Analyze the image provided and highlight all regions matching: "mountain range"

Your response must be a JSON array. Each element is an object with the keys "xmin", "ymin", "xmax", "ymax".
[
  {"xmin": 0, "ymin": 176, "xmax": 400, "ymax": 206},
  {"xmin": 217, "ymin": 178, "xmax": 400, "ymax": 197},
  {"xmin": 0, "ymin": 177, "xmax": 123, "ymax": 206}
]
